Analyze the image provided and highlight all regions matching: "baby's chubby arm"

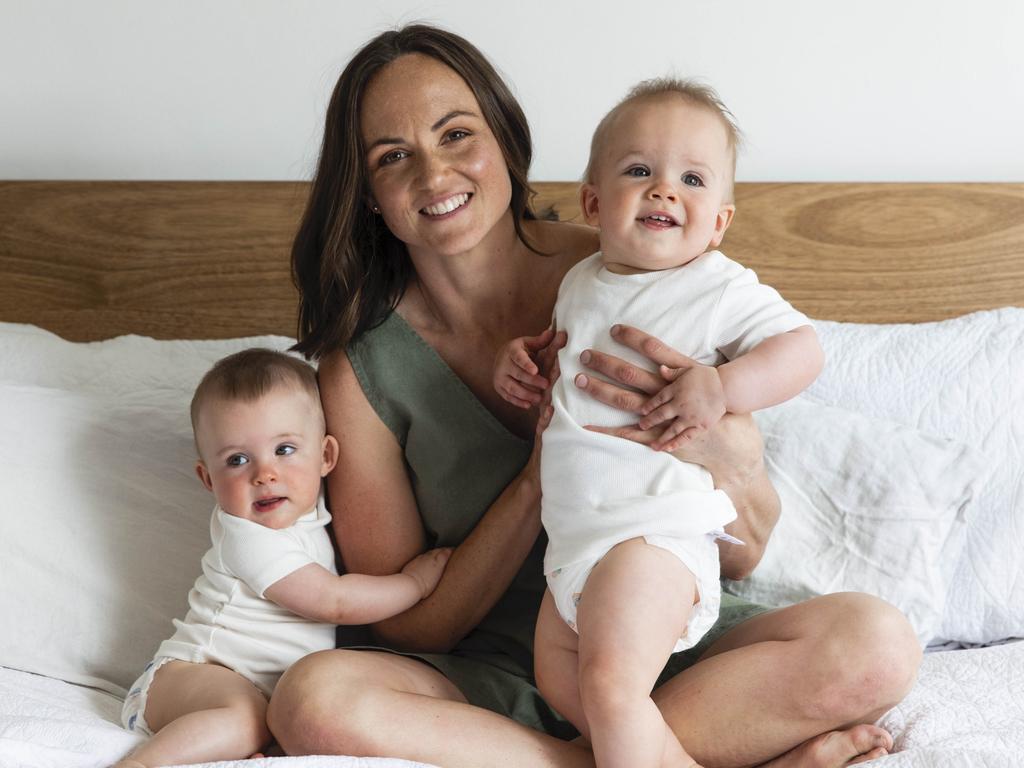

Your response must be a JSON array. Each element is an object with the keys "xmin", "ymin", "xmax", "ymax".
[
  {"xmin": 492, "ymin": 327, "xmax": 558, "ymax": 409},
  {"xmin": 263, "ymin": 547, "xmax": 452, "ymax": 625},
  {"xmin": 641, "ymin": 325, "xmax": 824, "ymax": 451}
]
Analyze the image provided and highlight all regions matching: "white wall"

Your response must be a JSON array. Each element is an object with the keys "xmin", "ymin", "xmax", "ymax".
[{"xmin": 2, "ymin": 0, "xmax": 1022, "ymax": 182}]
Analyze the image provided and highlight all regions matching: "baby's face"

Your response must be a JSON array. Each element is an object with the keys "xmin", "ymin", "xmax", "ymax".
[
  {"xmin": 583, "ymin": 95, "xmax": 735, "ymax": 274},
  {"xmin": 194, "ymin": 385, "xmax": 337, "ymax": 530}
]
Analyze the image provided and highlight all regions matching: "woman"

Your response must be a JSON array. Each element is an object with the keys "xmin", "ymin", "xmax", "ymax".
[{"xmin": 268, "ymin": 24, "xmax": 920, "ymax": 768}]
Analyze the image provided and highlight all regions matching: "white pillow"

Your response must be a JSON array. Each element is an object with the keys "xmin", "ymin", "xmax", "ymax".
[
  {"xmin": 807, "ymin": 308, "xmax": 1024, "ymax": 644},
  {"xmin": 0, "ymin": 323, "xmax": 294, "ymax": 696},
  {"xmin": 726, "ymin": 398, "xmax": 982, "ymax": 645}
]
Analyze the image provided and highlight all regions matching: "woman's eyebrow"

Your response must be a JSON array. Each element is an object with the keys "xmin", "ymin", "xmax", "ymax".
[
  {"xmin": 366, "ymin": 110, "xmax": 477, "ymax": 153},
  {"xmin": 431, "ymin": 110, "xmax": 476, "ymax": 131}
]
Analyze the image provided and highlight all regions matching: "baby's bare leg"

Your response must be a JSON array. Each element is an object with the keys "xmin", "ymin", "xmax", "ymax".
[
  {"xmin": 577, "ymin": 538, "xmax": 699, "ymax": 768},
  {"xmin": 534, "ymin": 588, "xmax": 590, "ymax": 742},
  {"xmin": 116, "ymin": 660, "xmax": 269, "ymax": 768}
]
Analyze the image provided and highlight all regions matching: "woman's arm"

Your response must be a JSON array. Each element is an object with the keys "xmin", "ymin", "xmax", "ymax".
[
  {"xmin": 319, "ymin": 350, "xmax": 548, "ymax": 653},
  {"xmin": 572, "ymin": 325, "xmax": 780, "ymax": 580}
]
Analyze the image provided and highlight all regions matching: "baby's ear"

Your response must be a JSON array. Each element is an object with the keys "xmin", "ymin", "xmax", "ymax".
[
  {"xmin": 195, "ymin": 460, "xmax": 214, "ymax": 492},
  {"xmin": 709, "ymin": 204, "xmax": 736, "ymax": 249},
  {"xmin": 321, "ymin": 434, "xmax": 340, "ymax": 476},
  {"xmin": 580, "ymin": 183, "xmax": 601, "ymax": 227}
]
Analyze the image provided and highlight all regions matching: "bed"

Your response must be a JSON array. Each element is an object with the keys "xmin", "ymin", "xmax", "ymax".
[{"xmin": 1, "ymin": 180, "xmax": 1022, "ymax": 767}]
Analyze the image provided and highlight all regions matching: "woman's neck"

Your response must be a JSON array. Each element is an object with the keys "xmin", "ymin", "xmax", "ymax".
[{"xmin": 403, "ymin": 212, "xmax": 528, "ymax": 335}]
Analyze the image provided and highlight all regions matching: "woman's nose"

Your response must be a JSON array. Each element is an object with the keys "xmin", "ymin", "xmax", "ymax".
[{"xmin": 416, "ymin": 150, "xmax": 449, "ymax": 189}]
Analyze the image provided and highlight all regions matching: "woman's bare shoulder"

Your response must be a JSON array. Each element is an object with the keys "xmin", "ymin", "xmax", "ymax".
[{"xmin": 527, "ymin": 218, "xmax": 598, "ymax": 268}]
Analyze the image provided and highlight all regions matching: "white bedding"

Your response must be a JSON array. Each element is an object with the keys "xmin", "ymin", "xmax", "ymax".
[
  {"xmin": 0, "ymin": 667, "xmax": 437, "ymax": 768},
  {"xmin": 4, "ymin": 643, "xmax": 1023, "ymax": 767}
]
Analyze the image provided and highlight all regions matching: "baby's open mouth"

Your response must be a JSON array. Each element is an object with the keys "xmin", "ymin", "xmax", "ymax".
[
  {"xmin": 640, "ymin": 213, "xmax": 678, "ymax": 227},
  {"xmin": 254, "ymin": 497, "xmax": 285, "ymax": 510},
  {"xmin": 421, "ymin": 193, "xmax": 471, "ymax": 216}
]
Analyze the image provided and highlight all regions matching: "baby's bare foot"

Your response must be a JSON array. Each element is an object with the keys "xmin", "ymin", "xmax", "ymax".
[{"xmin": 758, "ymin": 725, "xmax": 893, "ymax": 768}]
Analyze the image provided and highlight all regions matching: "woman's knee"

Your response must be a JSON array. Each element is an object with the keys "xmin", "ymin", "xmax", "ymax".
[
  {"xmin": 803, "ymin": 593, "xmax": 922, "ymax": 723},
  {"xmin": 268, "ymin": 650, "xmax": 380, "ymax": 756}
]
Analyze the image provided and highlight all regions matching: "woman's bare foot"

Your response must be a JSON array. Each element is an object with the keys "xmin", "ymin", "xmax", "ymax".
[{"xmin": 758, "ymin": 725, "xmax": 893, "ymax": 768}]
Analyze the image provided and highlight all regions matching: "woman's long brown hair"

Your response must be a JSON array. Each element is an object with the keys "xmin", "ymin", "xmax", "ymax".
[{"xmin": 291, "ymin": 24, "xmax": 539, "ymax": 360}]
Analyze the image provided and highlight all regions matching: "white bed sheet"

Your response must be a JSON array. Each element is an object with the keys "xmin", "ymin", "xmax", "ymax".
[
  {"xmin": 0, "ymin": 666, "xmax": 437, "ymax": 768},
  {"xmin": 4, "ymin": 643, "xmax": 1024, "ymax": 768}
]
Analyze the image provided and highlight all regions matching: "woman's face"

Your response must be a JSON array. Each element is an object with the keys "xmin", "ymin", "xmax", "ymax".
[{"xmin": 360, "ymin": 53, "xmax": 514, "ymax": 259}]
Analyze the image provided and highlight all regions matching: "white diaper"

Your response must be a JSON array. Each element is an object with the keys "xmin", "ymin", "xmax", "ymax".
[
  {"xmin": 546, "ymin": 533, "xmax": 723, "ymax": 653},
  {"xmin": 121, "ymin": 656, "xmax": 177, "ymax": 736}
]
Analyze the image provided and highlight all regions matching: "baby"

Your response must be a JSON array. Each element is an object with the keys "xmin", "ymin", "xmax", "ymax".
[
  {"xmin": 494, "ymin": 79, "xmax": 823, "ymax": 767},
  {"xmin": 117, "ymin": 348, "xmax": 451, "ymax": 767}
]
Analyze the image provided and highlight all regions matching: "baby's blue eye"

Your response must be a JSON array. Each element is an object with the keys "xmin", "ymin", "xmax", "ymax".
[
  {"xmin": 226, "ymin": 454, "xmax": 249, "ymax": 467},
  {"xmin": 683, "ymin": 173, "xmax": 704, "ymax": 187},
  {"xmin": 626, "ymin": 166, "xmax": 650, "ymax": 177},
  {"xmin": 276, "ymin": 444, "xmax": 296, "ymax": 456}
]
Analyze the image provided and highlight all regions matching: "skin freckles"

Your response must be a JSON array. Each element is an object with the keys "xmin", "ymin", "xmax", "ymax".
[{"xmin": 360, "ymin": 54, "xmax": 514, "ymax": 261}]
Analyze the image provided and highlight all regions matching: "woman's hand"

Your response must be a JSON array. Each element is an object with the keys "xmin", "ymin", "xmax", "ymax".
[{"xmin": 575, "ymin": 324, "xmax": 761, "ymax": 484}]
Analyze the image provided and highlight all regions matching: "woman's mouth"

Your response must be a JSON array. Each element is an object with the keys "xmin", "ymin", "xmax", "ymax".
[{"xmin": 421, "ymin": 193, "xmax": 471, "ymax": 217}]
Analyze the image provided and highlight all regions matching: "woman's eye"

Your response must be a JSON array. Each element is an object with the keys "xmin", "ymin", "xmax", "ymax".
[
  {"xmin": 276, "ymin": 444, "xmax": 296, "ymax": 456},
  {"xmin": 226, "ymin": 454, "xmax": 248, "ymax": 467},
  {"xmin": 379, "ymin": 149, "xmax": 408, "ymax": 166},
  {"xmin": 626, "ymin": 166, "xmax": 650, "ymax": 177},
  {"xmin": 445, "ymin": 129, "xmax": 470, "ymax": 142},
  {"xmin": 683, "ymin": 173, "xmax": 704, "ymax": 187}
]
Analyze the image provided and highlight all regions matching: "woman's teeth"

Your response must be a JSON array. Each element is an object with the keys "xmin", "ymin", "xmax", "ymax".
[{"xmin": 422, "ymin": 193, "xmax": 469, "ymax": 216}]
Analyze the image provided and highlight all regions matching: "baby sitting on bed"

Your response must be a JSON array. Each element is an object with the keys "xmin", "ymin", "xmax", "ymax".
[
  {"xmin": 116, "ymin": 349, "xmax": 451, "ymax": 768},
  {"xmin": 493, "ymin": 78, "xmax": 823, "ymax": 767}
]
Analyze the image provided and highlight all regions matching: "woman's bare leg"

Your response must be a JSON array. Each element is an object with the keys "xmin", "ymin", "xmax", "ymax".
[
  {"xmin": 267, "ymin": 649, "xmax": 593, "ymax": 768},
  {"xmin": 652, "ymin": 592, "xmax": 921, "ymax": 768}
]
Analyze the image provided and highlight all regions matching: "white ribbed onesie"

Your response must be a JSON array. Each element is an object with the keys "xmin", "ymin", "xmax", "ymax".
[
  {"xmin": 122, "ymin": 496, "xmax": 336, "ymax": 733},
  {"xmin": 541, "ymin": 250, "xmax": 809, "ymax": 650}
]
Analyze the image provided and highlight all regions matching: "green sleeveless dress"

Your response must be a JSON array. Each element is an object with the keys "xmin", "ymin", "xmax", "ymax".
[{"xmin": 346, "ymin": 311, "xmax": 768, "ymax": 738}]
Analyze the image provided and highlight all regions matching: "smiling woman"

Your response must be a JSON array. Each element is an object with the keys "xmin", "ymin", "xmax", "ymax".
[{"xmin": 266, "ymin": 23, "xmax": 920, "ymax": 768}]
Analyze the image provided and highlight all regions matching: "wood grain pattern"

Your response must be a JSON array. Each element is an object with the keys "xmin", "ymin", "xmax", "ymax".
[{"xmin": 1, "ymin": 181, "xmax": 1022, "ymax": 340}]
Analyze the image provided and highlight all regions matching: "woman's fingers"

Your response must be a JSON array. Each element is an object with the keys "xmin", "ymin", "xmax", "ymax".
[
  {"xmin": 610, "ymin": 325, "xmax": 699, "ymax": 369},
  {"xmin": 584, "ymin": 422, "xmax": 662, "ymax": 444},
  {"xmin": 578, "ymin": 349, "xmax": 664, "ymax": 395},
  {"xmin": 574, "ymin": 372, "xmax": 647, "ymax": 413}
]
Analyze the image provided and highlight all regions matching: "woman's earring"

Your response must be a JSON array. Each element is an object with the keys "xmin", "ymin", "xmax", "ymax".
[{"xmin": 371, "ymin": 203, "xmax": 381, "ymax": 214}]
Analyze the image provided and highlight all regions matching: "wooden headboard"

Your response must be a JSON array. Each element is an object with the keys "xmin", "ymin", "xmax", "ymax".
[{"xmin": 2, "ymin": 181, "xmax": 1022, "ymax": 341}]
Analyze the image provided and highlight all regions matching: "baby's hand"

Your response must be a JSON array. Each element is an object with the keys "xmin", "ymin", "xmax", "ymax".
[
  {"xmin": 638, "ymin": 359, "xmax": 726, "ymax": 452},
  {"xmin": 493, "ymin": 328, "xmax": 555, "ymax": 409},
  {"xmin": 402, "ymin": 547, "xmax": 452, "ymax": 599}
]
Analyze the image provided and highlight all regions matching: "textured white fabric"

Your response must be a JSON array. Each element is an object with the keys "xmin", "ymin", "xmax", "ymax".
[
  {"xmin": 0, "ymin": 322, "xmax": 295, "ymax": 696},
  {"xmin": 142, "ymin": 500, "xmax": 337, "ymax": 697},
  {"xmin": 867, "ymin": 641, "xmax": 1024, "ymax": 767},
  {"xmin": 806, "ymin": 309, "xmax": 1024, "ymax": 643},
  {"xmin": 541, "ymin": 250, "xmax": 809, "ymax": 572},
  {"xmin": 0, "ymin": 665, "xmax": 439, "ymax": 768},
  {"xmin": 728, "ymin": 398, "xmax": 982, "ymax": 645}
]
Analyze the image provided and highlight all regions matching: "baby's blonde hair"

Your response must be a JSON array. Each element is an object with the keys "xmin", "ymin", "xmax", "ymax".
[{"xmin": 584, "ymin": 77, "xmax": 743, "ymax": 200}]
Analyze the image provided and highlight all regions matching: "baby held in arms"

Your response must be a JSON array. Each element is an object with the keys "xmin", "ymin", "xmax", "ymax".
[
  {"xmin": 116, "ymin": 349, "xmax": 451, "ymax": 767},
  {"xmin": 493, "ymin": 79, "xmax": 823, "ymax": 767}
]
